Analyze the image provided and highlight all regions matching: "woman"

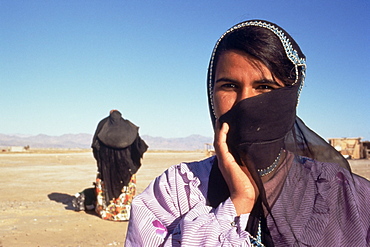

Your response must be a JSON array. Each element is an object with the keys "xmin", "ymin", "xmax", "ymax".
[
  {"xmin": 125, "ymin": 20, "xmax": 369, "ymax": 246},
  {"xmin": 92, "ymin": 110, "xmax": 148, "ymax": 221}
]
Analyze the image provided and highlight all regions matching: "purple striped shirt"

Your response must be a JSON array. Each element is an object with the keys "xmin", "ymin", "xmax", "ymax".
[
  {"xmin": 125, "ymin": 156, "xmax": 370, "ymax": 246},
  {"xmin": 125, "ymin": 157, "xmax": 252, "ymax": 246}
]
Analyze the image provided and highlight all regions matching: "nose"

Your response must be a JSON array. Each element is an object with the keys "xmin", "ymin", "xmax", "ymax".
[{"xmin": 236, "ymin": 87, "xmax": 255, "ymax": 103}]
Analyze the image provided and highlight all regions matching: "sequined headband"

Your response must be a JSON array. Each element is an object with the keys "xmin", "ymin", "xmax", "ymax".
[{"xmin": 208, "ymin": 20, "xmax": 307, "ymax": 116}]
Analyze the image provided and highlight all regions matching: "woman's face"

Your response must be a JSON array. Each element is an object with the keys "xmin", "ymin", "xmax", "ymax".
[{"xmin": 213, "ymin": 50, "xmax": 285, "ymax": 118}]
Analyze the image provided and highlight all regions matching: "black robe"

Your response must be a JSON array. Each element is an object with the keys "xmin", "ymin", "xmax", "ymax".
[{"xmin": 91, "ymin": 111, "xmax": 148, "ymax": 202}]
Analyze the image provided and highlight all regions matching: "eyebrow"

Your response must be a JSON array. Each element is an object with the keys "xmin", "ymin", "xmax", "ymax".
[
  {"xmin": 214, "ymin": 77, "xmax": 239, "ymax": 84},
  {"xmin": 215, "ymin": 77, "xmax": 280, "ymax": 86},
  {"xmin": 255, "ymin": 78, "xmax": 281, "ymax": 85}
]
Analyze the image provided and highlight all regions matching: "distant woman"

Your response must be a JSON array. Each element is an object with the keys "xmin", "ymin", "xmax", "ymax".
[
  {"xmin": 125, "ymin": 20, "xmax": 370, "ymax": 246},
  {"xmin": 92, "ymin": 109, "xmax": 148, "ymax": 221}
]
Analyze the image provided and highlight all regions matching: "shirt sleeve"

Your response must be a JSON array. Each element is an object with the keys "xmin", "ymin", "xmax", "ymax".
[{"xmin": 125, "ymin": 162, "xmax": 252, "ymax": 247}]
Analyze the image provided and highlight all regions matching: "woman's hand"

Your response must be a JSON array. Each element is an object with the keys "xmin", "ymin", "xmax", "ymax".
[{"xmin": 214, "ymin": 121, "xmax": 259, "ymax": 215}]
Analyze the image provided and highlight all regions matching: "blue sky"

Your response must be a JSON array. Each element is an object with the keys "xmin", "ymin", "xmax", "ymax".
[{"xmin": 1, "ymin": 0, "xmax": 369, "ymax": 141}]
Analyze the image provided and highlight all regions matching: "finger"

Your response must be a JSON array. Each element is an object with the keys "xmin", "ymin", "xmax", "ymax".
[
  {"xmin": 215, "ymin": 123, "xmax": 239, "ymax": 170},
  {"xmin": 217, "ymin": 122, "xmax": 229, "ymax": 154},
  {"xmin": 214, "ymin": 121, "xmax": 228, "ymax": 151},
  {"xmin": 219, "ymin": 121, "xmax": 229, "ymax": 137},
  {"xmin": 214, "ymin": 120, "xmax": 220, "ymax": 140}
]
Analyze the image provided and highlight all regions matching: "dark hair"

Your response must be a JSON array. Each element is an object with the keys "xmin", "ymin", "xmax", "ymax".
[{"xmin": 211, "ymin": 23, "xmax": 305, "ymax": 86}]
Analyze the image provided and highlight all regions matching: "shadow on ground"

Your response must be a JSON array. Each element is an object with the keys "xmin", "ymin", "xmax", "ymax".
[
  {"xmin": 48, "ymin": 192, "xmax": 76, "ymax": 210},
  {"xmin": 48, "ymin": 191, "xmax": 99, "ymax": 218}
]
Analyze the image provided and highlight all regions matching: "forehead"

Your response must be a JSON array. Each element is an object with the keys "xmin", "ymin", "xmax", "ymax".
[{"xmin": 215, "ymin": 50, "xmax": 271, "ymax": 76}]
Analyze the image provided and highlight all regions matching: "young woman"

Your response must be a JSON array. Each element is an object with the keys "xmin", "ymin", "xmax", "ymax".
[{"xmin": 125, "ymin": 20, "xmax": 370, "ymax": 246}]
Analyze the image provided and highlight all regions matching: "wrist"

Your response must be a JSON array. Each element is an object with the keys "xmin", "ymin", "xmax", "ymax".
[{"xmin": 230, "ymin": 195, "xmax": 255, "ymax": 215}]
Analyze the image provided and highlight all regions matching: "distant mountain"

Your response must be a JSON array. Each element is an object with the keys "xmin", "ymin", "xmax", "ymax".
[
  {"xmin": 141, "ymin": 134, "xmax": 213, "ymax": 151},
  {"xmin": 0, "ymin": 133, "xmax": 93, "ymax": 149},
  {"xmin": 0, "ymin": 133, "xmax": 213, "ymax": 151}
]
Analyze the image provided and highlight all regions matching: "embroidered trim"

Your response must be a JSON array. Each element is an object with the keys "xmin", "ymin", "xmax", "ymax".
[
  {"xmin": 257, "ymin": 149, "xmax": 284, "ymax": 177},
  {"xmin": 249, "ymin": 219, "xmax": 265, "ymax": 247}
]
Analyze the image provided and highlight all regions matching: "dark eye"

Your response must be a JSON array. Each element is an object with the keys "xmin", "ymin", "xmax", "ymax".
[
  {"xmin": 256, "ymin": 84, "xmax": 274, "ymax": 90},
  {"xmin": 221, "ymin": 83, "xmax": 238, "ymax": 89}
]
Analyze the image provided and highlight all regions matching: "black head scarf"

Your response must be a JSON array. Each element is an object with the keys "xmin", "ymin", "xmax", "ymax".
[
  {"xmin": 206, "ymin": 20, "xmax": 350, "ymax": 246},
  {"xmin": 97, "ymin": 110, "xmax": 138, "ymax": 149}
]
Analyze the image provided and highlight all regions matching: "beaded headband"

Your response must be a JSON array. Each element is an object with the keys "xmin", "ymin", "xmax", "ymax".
[{"xmin": 208, "ymin": 20, "xmax": 307, "ymax": 117}]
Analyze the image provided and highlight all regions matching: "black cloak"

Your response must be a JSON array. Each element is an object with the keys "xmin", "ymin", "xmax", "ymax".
[{"xmin": 91, "ymin": 111, "xmax": 148, "ymax": 202}]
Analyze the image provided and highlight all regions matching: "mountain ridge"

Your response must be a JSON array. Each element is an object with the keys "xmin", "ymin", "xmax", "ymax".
[{"xmin": 0, "ymin": 133, "xmax": 213, "ymax": 151}]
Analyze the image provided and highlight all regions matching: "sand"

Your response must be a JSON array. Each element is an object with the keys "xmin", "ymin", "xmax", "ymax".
[{"xmin": 0, "ymin": 149, "xmax": 368, "ymax": 247}]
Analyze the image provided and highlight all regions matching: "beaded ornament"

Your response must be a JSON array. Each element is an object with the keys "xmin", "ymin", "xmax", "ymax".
[
  {"xmin": 257, "ymin": 149, "xmax": 284, "ymax": 177},
  {"xmin": 249, "ymin": 219, "xmax": 265, "ymax": 247}
]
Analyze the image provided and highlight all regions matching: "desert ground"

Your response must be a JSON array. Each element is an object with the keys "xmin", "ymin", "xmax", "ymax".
[{"xmin": 0, "ymin": 149, "xmax": 369, "ymax": 247}]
